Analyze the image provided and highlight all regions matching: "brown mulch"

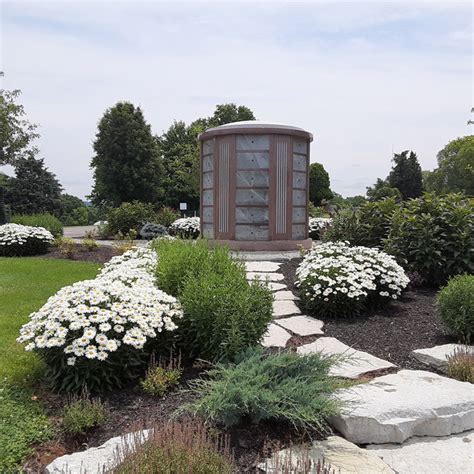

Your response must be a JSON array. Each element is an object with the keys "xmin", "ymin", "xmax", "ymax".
[
  {"xmin": 44, "ymin": 244, "xmax": 120, "ymax": 264},
  {"xmin": 280, "ymin": 258, "xmax": 456, "ymax": 370}
]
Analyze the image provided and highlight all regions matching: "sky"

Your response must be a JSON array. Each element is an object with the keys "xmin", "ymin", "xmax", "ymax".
[{"xmin": 1, "ymin": 0, "xmax": 472, "ymax": 198}]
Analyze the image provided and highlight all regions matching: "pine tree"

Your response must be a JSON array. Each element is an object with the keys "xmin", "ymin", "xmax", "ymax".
[
  {"xmin": 388, "ymin": 150, "xmax": 423, "ymax": 200},
  {"xmin": 6, "ymin": 154, "xmax": 62, "ymax": 215},
  {"xmin": 90, "ymin": 102, "xmax": 163, "ymax": 206}
]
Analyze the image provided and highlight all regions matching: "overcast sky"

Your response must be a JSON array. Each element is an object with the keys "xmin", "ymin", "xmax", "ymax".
[{"xmin": 1, "ymin": 0, "xmax": 472, "ymax": 198}]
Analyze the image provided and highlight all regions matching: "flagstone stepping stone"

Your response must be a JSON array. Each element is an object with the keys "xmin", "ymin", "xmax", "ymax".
[
  {"xmin": 245, "ymin": 261, "xmax": 281, "ymax": 273},
  {"xmin": 330, "ymin": 370, "xmax": 474, "ymax": 444},
  {"xmin": 297, "ymin": 337, "xmax": 395, "ymax": 379},
  {"xmin": 412, "ymin": 344, "xmax": 473, "ymax": 372},
  {"xmin": 267, "ymin": 282, "xmax": 287, "ymax": 292},
  {"xmin": 276, "ymin": 315, "xmax": 324, "ymax": 336},
  {"xmin": 46, "ymin": 429, "xmax": 151, "ymax": 473},
  {"xmin": 274, "ymin": 290, "xmax": 299, "ymax": 301},
  {"xmin": 259, "ymin": 436, "xmax": 393, "ymax": 473},
  {"xmin": 261, "ymin": 323, "xmax": 292, "ymax": 348},
  {"xmin": 367, "ymin": 431, "xmax": 474, "ymax": 474},
  {"xmin": 273, "ymin": 300, "xmax": 301, "ymax": 318},
  {"xmin": 247, "ymin": 272, "xmax": 285, "ymax": 282}
]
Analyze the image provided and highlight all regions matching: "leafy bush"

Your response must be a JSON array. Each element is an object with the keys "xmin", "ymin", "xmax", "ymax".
[
  {"xmin": 139, "ymin": 222, "xmax": 168, "ymax": 240},
  {"xmin": 11, "ymin": 213, "xmax": 63, "ymax": 237},
  {"xmin": 169, "ymin": 216, "xmax": 200, "ymax": 239},
  {"xmin": 141, "ymin": 366, "xmax": 182, "ymax": 396},
  {"xmin": 437, "ymin": 274, "xmax": 473, "ymax": 343},
  {"xmin": 0, "ymin": 382, "xmax": 54, "ymax": 472},
  {"xmin": 17, "ymin": 248, "xmax": 182, "ymax": 393},
  {"xmin": 63, "ymin": 396, "xmax": 107, "ymax": 435},
  {"xmin": 185, "ymin": 347, "xmax": 341, "ymax": 430},
  {"xmin": 112, "ymin": 418, "xmax": 233, "ymax": 474},
  {"xmin": 296, "ymin": 242, "xmax": 409, "ymax": 318},
  {"xmin": 386, "ymin": 193, "xmax": 473, "ymax": 286},
  {"xmin": 308, "ymin": 217, "xmax": 333, "ymax": 240},
  {"xmin": 446, "ymin": 346, "xmax": 473, "ymax": 383},
  {"xmin": 155, "ymin": 206, "xmax": 180, "ymax": 227},
  {"xmin": 0, "ymin": 223, "xmax": 54, "ymax": 257},
  {"xmin": 324, "ymin": 198, "xmax": 397, "ymax": 248},
  {"xmin": 154, "ymin": 239, "xmax": 273, "ymax": 361},
  {"xmin": 107, "ymin": 201, "xmax": 157, "ymax": 236}
]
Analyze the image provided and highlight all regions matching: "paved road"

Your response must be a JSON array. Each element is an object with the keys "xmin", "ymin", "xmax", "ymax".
[{"xmin": 63, "ymin": 225, "xmax": 97, "ymax": 238}]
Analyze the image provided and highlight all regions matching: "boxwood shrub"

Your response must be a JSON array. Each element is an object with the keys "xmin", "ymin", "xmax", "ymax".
[{"xmin": 437, "ymin": 274, "xmax": 473, "ymax": 343}]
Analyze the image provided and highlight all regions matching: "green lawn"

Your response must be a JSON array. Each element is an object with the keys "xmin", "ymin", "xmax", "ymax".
[
  {"xmin": 0, "ymin": 257, "xmax": 100, "ymax": 384},
  {"xmin": 0, "ymin": 257, "xmax": 101, "ymax": 471}
]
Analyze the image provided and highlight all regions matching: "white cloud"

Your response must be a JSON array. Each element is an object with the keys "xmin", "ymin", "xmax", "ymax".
[{"xmin": 1, "ymin": 1, "xmax": 472, "ymax": 198}]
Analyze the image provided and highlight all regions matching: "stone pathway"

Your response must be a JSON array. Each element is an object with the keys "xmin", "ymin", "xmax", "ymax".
[
  {"xmin": 412, "ymin": 343, "xmax": 473, "ymax": 373},
  {"xmin": 48, "ymin": 259, "xmax": 474, "ymax": 473}
]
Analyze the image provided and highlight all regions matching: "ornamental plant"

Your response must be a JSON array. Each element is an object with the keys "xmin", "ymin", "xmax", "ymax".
[
  {"xmin": 139, "ymin": 222, "xmax": 168, "ymax": 240},
  {"xmin": 0, "ymin": 223, "xmax": 54, "ymax": 256},
  {"xmin": 11, "ymin": 213, "xmax": 63, "ymax": 237},
  {"xmin": 308, "ymin": 217, "xmax": 333, "ymax": 240},
  {"xmin": 62, "ymin": 396, "xmax": 108, "ymax": 435},
  {"xmin": 169, "ymin": 217, "xmax": 200, "ymax": 239},
  {"xmin": 17, "ymin": 248, "xmax": 182, "ymax": 393},
  {"xmin": 107, "ymin": 201, "xmax": 157, "ymax": 236},
  {"xmin": 437, "ymin": 274, "xmax": 473, "ymax": 343},
  {"xmin": 296, "ymin": 241, "xmax": 409, "ymax": 318},
  {"xmin": 385, "ymin": 193, "xmax": 473, "ymax": 286}
]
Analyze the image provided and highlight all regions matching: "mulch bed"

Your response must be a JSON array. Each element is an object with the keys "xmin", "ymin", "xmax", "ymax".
[
  {"xmin": 25, "ymin": 365, "xmax": 319, "ymax": 473},
  {"xmin": 44, "ymin": 244, "xmax": 120, "ymax": 264},
  {"xmin": 280, "ymin": 258, "xmax": 456, "ymax": 370},
  {"xmin": 24, "ymin": 255, "xmax": 457, "ymax": 472}
]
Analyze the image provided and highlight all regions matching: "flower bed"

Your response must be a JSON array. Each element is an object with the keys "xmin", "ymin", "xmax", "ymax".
[
  {"xmin": 17, "ymin": 248, "xmax": 182, "ymax": 393},
  {"xmin": 169, "ymin": 217, "xmax": 200, "ymax": 239},
  {"xmin": 296, "ymin": 241, "xmax": 409, "ymax": 317},
  {"xmin": 308, "ymin": 217, "xmax": 333, "ymax": 240},
  {"xmin": 0, "ymin": 223, "xmax": 54, "ymax": 257}
]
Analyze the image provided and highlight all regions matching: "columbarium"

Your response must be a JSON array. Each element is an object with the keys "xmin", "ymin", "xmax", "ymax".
[{"xmin": 198, "ymin": 121, "xmax": 313, "ymax": 251}]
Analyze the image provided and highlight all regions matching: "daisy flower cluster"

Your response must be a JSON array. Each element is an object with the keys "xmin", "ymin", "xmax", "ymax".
[
  {"xmin": 296, "ymin": 241, "xmax": 409, "ymax": 317},
  {"xmin": 17, "ymin": 247, "xmax": 182, "ymax": 370},
  {"xmin": 169, "ymin": 217, "xmax": 200, "ymax": 239},
  {"xmin": 0, "ymin": 223, "xmax": 54, "ymax": 256},
  {"xmin": 308, "ymin": 217, "xmax": 333, "ymax": 240}
]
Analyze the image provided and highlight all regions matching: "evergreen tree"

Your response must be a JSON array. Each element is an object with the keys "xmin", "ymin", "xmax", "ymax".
[
  {"xmin": 159, "ymin": 103, "xmax": 256, "ymax": 210},
  {"xmin": 90, "ymin": 102, "xmax": 163, "ymax": 206},
  {"xmin": 309, "ymin": 162, "xmax": 333, "ymax": 206},
  {"xmin": 6, "ymin": 154, "xmax": 62, "ymax": 215},
  {"xmin": 388, "ymin": 150, "xmax": 423, "ymax": 200}
]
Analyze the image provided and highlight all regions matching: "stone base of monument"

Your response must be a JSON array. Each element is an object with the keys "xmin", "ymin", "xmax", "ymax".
[{"xmin": 207, "ymin": 238, "xmax": 312, "ymax": 251}]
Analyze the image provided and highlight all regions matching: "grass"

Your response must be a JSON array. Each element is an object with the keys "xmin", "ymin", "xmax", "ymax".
[
  {"xmin": 0, "ymin": 257, "xmax": 100, "ymax": 384},
  {"xmin": 0, "ymin": 257, "xmax": 100, "ymax": 471}
]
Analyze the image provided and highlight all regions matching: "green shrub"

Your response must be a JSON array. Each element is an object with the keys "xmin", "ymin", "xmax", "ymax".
[
  {"xmin": 11, "ymin": 213, "xmax": 63, "ymax": 237},
  {"xmin": 154, "ymin": 239, "xmax": 273, "ymax": 361},
  {"xmin": 82, "ymin": 237, "xmax": 99, "ymax": 251},
  {"xmin": 154, "ymin": 239, "xmax": 231, "ymax": 297},
  {"xmin": 107, "ymin": 201, "xmax": 157, "ymax": 236},
  {"xmin": 57, "ymin": 236, "xmax": 77, "ymax": 258},
  {"xmin": 140, "ymin": 356, "xmax": 183, "ymax": 397},
  {"xmin": 324, "ymin": 198, "xmax": 397, "ymax": 248},
  {"xmin": 446, "ymin": 346, "xmax": 474, "ymax": 383},
  {"xmin": 112, "ymin": 418, "xmax": 233, "ymax": 474},
  {"xmin": 0, "ymin": 382, "xmax": 54, "ymax": 472},
  {"xmin": 155, "ymin": 206, "xmax": 180, "ymax": 227},
  {"xmin": 437, "ymin": 274, "xmax": 473, "ymax": 343},
  {"xmin": 184, "ymin": 347, "xmax": 342, "ymax": 430},
  {"xmin": 386, "ymin": 193, "xmax": 474, "ymax": 286},
  {"xmin": 63, "ymin": 397, "xmax": 107, "ymax": 435}
]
